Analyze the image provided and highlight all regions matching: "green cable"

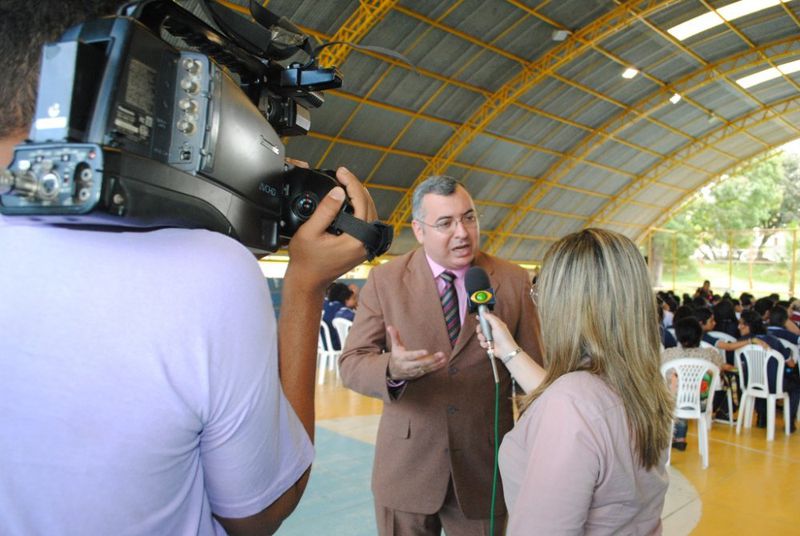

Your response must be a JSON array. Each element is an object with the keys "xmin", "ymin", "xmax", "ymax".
[{"xmin": 489, "ymin": 380, "xmax": 500, "ymax": 535}]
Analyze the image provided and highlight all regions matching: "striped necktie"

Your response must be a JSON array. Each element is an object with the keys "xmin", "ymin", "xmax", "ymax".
[{"xmin": 440, "ymin": 271, "xmax": 460, "ymax": 347}]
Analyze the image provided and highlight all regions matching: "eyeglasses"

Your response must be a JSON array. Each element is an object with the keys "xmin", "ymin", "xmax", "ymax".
[
  {"xmin": 416, "ymin": 212, "xmax": 478, "ymax": 234},
  {"xmin": 530, "ymin": 284, "xmax": 538, "ymax": 306}
]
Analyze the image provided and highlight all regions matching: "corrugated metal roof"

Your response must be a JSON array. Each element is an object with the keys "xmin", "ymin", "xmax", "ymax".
[{"xmin": 203, "ymin": 0, "xmax": 800, "ymax": 264}]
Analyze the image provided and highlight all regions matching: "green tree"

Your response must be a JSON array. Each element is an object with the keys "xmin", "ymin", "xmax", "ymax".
[
  {"xmin": 652, "ymin": 149, "xmax": 800, "ymax": 288},
  {"xmin": 665, "ymin": 152, "xmax": 788, "ymax": 260}
]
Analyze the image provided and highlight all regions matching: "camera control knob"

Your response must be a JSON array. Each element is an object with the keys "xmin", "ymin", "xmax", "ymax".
[
  {"xmin": 180, "ymin": 77, "xmax": 199, "ymax": 94},
  {"xmin": 178, "ymin": 98, "xmax": 198, "ymax": 114},
  {"xmin": 177, "ymin": 119, "xmax": 195, "ymax": 134},
  {"xmin": 183, "ymin": 58, "xmax": 200, "ymax": 74},
  {"xmin": 38, "ymin": 172, "xmax": 60, "ymax": 200},
  {"xmin": 182, "ymin": 58, "xmax": 200, "ymax": 74}
]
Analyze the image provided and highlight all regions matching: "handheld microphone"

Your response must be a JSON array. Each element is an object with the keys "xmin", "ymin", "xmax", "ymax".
[
  {"xmin": 466, "ymin": 266, "xmax": 496, "ymax": 342},
  {"xmin": 466, "ymin": 266, "xmax": 499, "ymax": 383}
]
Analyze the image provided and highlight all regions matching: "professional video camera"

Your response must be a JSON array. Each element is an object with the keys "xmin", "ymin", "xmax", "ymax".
[{"xmin": 0, "ymin": 0, "xmax": 392, "ymax": 258}]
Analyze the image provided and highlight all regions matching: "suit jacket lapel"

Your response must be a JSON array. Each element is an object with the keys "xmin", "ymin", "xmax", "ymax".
[{"xmin": 404, "ymin": 250, "xmax": 453, "ymax": 353}]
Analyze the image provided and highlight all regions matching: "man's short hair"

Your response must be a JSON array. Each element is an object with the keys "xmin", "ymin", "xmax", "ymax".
[
  {"xmin": 693, "ymin": 306, "xmax": 713, "ymax": 325},
  {"xmin": 740, "ymin": 309, "xmax": 767, "ymax": 335},
  {"xmin": 326, "ymin": 282, "xmax": 353, "ymax": 303},
  {"xmin": 672, "ymin": 305, "xmax": 695, "ymax": 325},
  {"xmin": 753, "ymin": 297, "xmax": 773, "ymax": 317},
  {"xmin": 0, "ymin": 0, "xmax": 125, "ymax": 137},
  {"xmin": 769, "ymin": 305, "xmax": 789, "ymax": 327},
  {"xmin": 411, "ymin": 176, "xmax": 462, "ymax": 222},
  {"xmin": 674, "ymin": 317, "xmax": 702, "ymax": 348}
]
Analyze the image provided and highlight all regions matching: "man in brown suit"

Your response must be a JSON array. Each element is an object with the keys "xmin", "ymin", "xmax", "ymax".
[{"xmin": 339, "ymin": 176, "xmax": 543, "ymax": 535}]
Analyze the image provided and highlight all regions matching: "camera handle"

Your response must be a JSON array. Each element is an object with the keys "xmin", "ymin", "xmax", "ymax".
[{"xmin": 331, "ymin": 211, "xmax": 393, "ymax": 261}]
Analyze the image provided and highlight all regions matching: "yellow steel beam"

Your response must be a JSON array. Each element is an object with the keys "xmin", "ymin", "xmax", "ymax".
[
  {"xmin": 314, "ymin": 1, "xmax": 465, "ymax": 170},
  {"xmin": 317, "ymin": 0, "xmax": 399, "ymax": 69},
  {"xmin": 363, "ymin": 3, "xmax": 524, "ymax": 185},
  {"xmin": 610, "ymin": 0, "xmax": 787, "ymax": 146},
  {"xmin": 482, "ymin": 34, "xmax": 800, "ymax": 255},
  {"xmin": 392, "ymin": 4, "xmax": 526, "ymax": 66},
  {"xmin": 385, "ymin": 0, "xmax": 681, "ymax": 236},
  {"xmin": 295, "ymin": 18, "xmax": 712, "ymax": 176},
  {"xmin": 586, "ymin": 95, "xmax": 800, "ymax": 230},
  {"xmin": 699, "ymin": 0, "xmax": 800, "ymax": 138},
  {"xmin": 334, "ymin": 87, "xmax": 685, "ymax": 180},
  {"xmin": 399, "ymin": 1, "xmax": 732, "ymax": 157},
  {"xmin": 548, "ymin": 72, "xmax": 738, "ymax": 162},
  {"xmin": 397, "ymin": 2, "xmax": 733, "ymax": 162},
  {"xmin": 305, "ymin": 130, "xmax": 667, "ymax": 210},
  {"xmin": 227, "ymin": 0, "xmax": 745, "ymax": 186}
]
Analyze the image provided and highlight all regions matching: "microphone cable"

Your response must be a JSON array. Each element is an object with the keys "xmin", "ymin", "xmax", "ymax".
[
  {"xmin": 490, "ymin": 372, "xmax": 500, "ymax": 536},
  {"xmin": 465, "ymin": 265, "xmax": 502, "ymax": 534}
]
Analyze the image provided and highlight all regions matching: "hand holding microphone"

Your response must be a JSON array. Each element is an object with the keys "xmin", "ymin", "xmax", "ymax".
[
  {"xmin": 466, "ymin": 266, "xmax": 502, "ymax": 382},
  {"xmin": 473, "ymin": 304, "xmax": 545, "ymax": 394},
  {"xmin": 474, "ymin": 312, "xmax": 517, "ymax": 361},
  {"xmin": 466, "ymin": 266, "xmax": 513, "ymax": 355}
]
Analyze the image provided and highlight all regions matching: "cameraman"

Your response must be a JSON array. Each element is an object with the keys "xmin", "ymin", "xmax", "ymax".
[{"xmin": 0, "ymin": 1, "xmax": 378, "ymax": 534}]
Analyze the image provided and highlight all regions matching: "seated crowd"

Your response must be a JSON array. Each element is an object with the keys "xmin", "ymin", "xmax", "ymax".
[{"xmin": 657, "ymin": 284, "xmax": 800, "ymax": 448}]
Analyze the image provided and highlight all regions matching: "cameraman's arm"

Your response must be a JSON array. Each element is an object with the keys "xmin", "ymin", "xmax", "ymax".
[
  {"xmin": 215, "ymin": 167, "xmax": 377, "ymax": 536},
  {"xmin": 280, "ymin": 167, "xmax": 377, "ymax": 436}
]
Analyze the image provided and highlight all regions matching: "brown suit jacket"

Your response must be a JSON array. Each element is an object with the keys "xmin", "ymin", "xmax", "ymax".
[{"xmin": 339, "ymin": 249, "xmax": 543, "ymax": 519}]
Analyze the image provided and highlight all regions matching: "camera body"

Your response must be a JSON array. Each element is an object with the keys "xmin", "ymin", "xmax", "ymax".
[{"xmin": 0, "ymin": 1, "xmax": 381, "ymax": 256}]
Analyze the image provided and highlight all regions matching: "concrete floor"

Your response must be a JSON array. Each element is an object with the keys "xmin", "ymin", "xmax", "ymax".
[{"xmin": 277, "ymin": 371, "xmax": 800, "ymax": 535}]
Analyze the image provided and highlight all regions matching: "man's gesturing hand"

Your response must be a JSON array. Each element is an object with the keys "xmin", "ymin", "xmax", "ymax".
[{"xmin": 386, "ymin": 325, "xmax": 447, "ymax": 380}]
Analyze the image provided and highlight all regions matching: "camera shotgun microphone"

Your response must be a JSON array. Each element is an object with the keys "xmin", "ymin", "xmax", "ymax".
[{"xmin": 465, "ymin": 266, "xmax": 499, "ymax": 383}]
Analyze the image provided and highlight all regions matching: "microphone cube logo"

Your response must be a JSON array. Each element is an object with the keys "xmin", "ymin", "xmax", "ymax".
[{"xmin": 470, "ymin": 290, "xmax": 493, "ymax": 304}]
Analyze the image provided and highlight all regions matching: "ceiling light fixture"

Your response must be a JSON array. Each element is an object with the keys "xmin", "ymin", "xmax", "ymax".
[
  {"xmin": 736, "ymin": 58, "xmax": 800, "ymax": 88},
  {"xmin": 551, "ymin": 29, "xmax": 571, "ymax": 41},
  {"xmin": 667, "ymin": 0, "xmax": 792, "ymax": 41},
  {"xmin": 622, "ymin": 68, "xmax": 639, "ymax": 79},
  {"xmin": 670, "ymin": 93, "xmax": 682, "ymax": 104}
]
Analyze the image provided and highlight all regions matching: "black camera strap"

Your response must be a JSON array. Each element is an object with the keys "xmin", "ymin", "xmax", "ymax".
[{"xmin": 332, "ymin": 212, "xmax": 393, "ymax": 261}]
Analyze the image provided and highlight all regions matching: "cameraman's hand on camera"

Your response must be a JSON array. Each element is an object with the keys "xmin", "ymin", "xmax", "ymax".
[
  {"xmin": 285, "ymin": 165, "xmax": 377, "ymax": 290},
  {"xmin": 279, "ymin": 164, "xmax": 378, "ymax": 441}
]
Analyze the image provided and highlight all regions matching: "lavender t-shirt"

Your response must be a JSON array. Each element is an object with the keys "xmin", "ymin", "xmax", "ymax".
[
  {"xmin": 0, "ymin": 221, "xmax": 313, "ymax": 535},
  {"xmin": 500, "ymin": 371, "xmax": 668, "ymax": 535}
]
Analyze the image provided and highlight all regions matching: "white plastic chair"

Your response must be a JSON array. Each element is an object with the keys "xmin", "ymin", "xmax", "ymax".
[
  {"xmin": 318, "ymin": 321, "xmax": 341, "ymax": 384},
  {"xmin": 776, "ymin": 338, "xmax": 799, "ymax": 363},
  {"xmin": 699, "ymin": 340, "xmax": 734, "ymax": 426},
  {"xmin": 332, "ymin": 317, "xmax": 353, "ymax": 351},
  {"xmin": 708, "ymin": 331, "xmax": 736, "ymax": 343},
  {"xmin": 661, "ymin": 358, "xmax": 720, "ymax": 469},
  {"xmin": 735, "ymin": 345, "xmax": 790, "ymax": 441},
  {"xmin": 773, "ymin": 338, "xmax": 800, "ymax": 425}
]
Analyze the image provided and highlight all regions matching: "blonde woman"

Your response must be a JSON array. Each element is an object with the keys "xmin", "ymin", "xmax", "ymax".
[{"xmin": 476, "ymin": 229, "xmax": 673, "ymax": 535}]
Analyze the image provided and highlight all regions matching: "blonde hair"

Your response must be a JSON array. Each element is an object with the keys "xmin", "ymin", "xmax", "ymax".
[{"xmin": 520, "ymin": 228, "xmax": 673, "ymax": 470}]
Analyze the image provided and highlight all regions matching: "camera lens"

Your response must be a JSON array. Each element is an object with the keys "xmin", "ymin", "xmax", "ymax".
[{"xmin": 294, "ymin": 194, "xmax": 317, "ymax": 220}]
